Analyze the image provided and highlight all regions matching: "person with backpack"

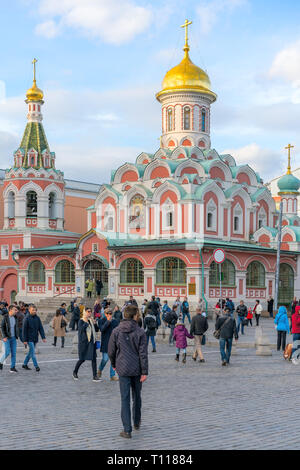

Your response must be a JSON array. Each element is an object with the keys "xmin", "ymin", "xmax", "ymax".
[
  {"xmin": 164, "ymin": 304, "xmax": 178, "ymax": 346},
  {"xmin": 144, "ymin": 309, "xmax": 157, "ymax": 352},
  {"xmin": 274, "ymin": 306, "xmax": 289, "ymax": 351},
  {"xmin": 146, "ymin": 296, "xmax": 161, "ymax": 329},
  {"xmin": 215, "ymin": 308, "xmax": 238, "ymax": 366},
  {"xmin": 161, "ymin": 300, "xmax": 171, "ymax": 339},
  {"xmin": 225, "ymin": 298, "xmax": 235, "ymax": 317},
  {"xmin": 190, "ymin": 307, "xmax": 208, "ymax": 363},
  {"xmin": 173, "ymin": 320, "xmax": 194, "ymax": 363},
  {"xmin": 181, "ymin": 297, "xmax": 191, "ymax": 324},
  {"xmin": 236, "ymin": 300, "xmax": 248, "ymax": 335},
  {"xmin": 97, "ymin": 308, "xmax": 119, "ymax": 381}
]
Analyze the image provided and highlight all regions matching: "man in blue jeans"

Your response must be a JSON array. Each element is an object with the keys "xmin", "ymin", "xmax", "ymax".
[
  {"xmin": 22, "ymin": 304, "xmax": 46, "ymax": 372},
  {"xmin": 97, "ymin": 308, "xmax": 119, "ymax": 380},
  {"xmin": 0, "ymin": 305, "xmax": 19, "ymax": 373},
  {"xmin": 181, "ymin": 297, "xmax": 191, "ymax": 324},
  {"xmin": 215, "ymin": 308, "xmax": 238, "ymax": 366},
  {"xmin": 108, "ymin": 305, "xmax": 148, "ymax": 439}
]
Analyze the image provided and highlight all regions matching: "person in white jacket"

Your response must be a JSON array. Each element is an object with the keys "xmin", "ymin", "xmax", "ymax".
[{"xmin": 253, "ymin": 300, "xmax": 263, "ymax": 326}]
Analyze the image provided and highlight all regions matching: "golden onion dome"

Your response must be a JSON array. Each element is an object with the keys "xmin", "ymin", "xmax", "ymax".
[
  {"xmin": 156, "ymin": 47, "xmax": 217, "ymax": 101},
  {"xmin": 26, "ymin": 80, "xmax": 44, "ymax": 102}
]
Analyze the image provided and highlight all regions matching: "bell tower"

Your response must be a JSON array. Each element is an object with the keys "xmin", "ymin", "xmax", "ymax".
[
  {"xmin": 3, "ymin": 59, "xmax": 65, "ymax": 231},
  {"xmin": 156, "ymin": 20, "xmax": 217, "ymax": 150}
]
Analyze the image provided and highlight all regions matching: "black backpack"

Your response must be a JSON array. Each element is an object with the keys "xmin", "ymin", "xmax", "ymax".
[
  {"xmin": 146, "ymin": 315, "xmax": 157, "ymax": 330},
  {"xmin": 164, "ymin": 311, "xmax": 174, "ymax": 325}
]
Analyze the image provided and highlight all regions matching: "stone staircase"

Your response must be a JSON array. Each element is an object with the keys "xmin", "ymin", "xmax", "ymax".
[{"xmin": 37, "ymin": 296, "xmax": 117, "ymax": 323}]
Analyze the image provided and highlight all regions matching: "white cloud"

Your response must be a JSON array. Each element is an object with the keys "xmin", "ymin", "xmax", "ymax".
[
  {"xmin": 270, "ymin": 39, "xmax": 300, "ymax": 87},
  {"xmin": 35, "ymin": 19, "xmax": 61, "ymax": 38},
  {"xmin": 222, "ymin": 143, "xmax": 285, "ymax": 181},
  {"xmin": 35, "ymin": 0, "xmax": 154, "ymax": 44},
  {"xmin": 196, "ymin": 0, "xmax": 247, "ymax": 34}
]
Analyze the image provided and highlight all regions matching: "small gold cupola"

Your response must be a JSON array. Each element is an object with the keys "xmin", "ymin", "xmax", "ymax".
[{"xmin": 26, "ymin": 58, "xmax": 44, "ymax": 102}]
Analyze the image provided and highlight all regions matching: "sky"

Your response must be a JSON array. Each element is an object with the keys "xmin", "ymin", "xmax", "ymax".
[{"xmin": 1, "ymin": 0, "xmax": 300, "ymax": 184}]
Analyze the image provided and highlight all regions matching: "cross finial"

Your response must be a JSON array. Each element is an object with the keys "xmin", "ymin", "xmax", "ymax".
[
  {"xmin": 32, "ymin": 58, "xmax": 38, "ymax": 83},
  {"xmin": 285, "ymin": 143, "xmax": 294, "ymax": 175},
  {"xmin": 181, "ymin": 19, "xmax": 192, "ymax": 52}
]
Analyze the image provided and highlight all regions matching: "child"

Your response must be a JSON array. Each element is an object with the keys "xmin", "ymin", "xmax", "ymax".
[
  {"xmin": 173, "ymin": 321, "xmax": 194, "ymax": 363},
  {"xmin": 247, "ymin": 307, "xmax": 253, "ymax": 326}
]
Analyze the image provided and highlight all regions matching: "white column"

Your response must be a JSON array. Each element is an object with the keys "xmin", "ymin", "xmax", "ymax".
[
  {"xmin": 155, "ymin": 203, "xmax": 160, "ymax": 239},
  {"xmin": 37, "ymin": 195, "xmax": 48, "ymax": 229},
  {"xmin": 177, "ymin": 202, "xmax": 182, "ymax": 237},
  {"xmin": 15, "ymin": 195, "xmax": 26, "ymax": 229}
]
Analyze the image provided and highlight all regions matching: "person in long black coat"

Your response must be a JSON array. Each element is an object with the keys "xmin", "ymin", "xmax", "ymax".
[
  {"xmin": 72, "ymin": 307, "xmax": 100, "ymax": 382},
  {"xmin": 70, "ymin": 303, "xmax": 81, "ymax": 331}
]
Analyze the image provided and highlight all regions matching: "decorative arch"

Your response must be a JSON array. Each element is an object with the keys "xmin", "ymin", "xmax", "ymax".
[
  {"xmin": 235, "ymin": 165, "xmax": 258, "ymax": 186},
  {"xmin": 113, "ymin": 163, "xmax": 139, "ymax": 184},
  {"xmin": 152, "ymin": 181, "xmax": 182, "ymax": 204},
  {"xmin": 171, "ymin": 147, "xmax": 188, "ymax": 160},
  {"xmin": 174, "ymin": 160, "xmax": 205, "ymax": 179},
  {"xmin": 144, "ymin": 159, "xmax": 171, "ymax": 181}
]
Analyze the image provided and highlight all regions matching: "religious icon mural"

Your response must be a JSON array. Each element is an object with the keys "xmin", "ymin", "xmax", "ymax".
[{"xmin": 129, "ymin": 195, "xmax": 145, "ymax": 230}]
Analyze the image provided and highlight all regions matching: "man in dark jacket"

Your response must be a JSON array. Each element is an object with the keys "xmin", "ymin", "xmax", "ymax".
[
  {"xmin": 0, "ymin": 305, "xmax": 19, "ymax": 372},
  {"xmin": 70, "ymin": 302, "xmax": 81, "ymax": 331},
  {"xmin": 97, "ymin": 308, "xmax": 119, "ymax": 381},
  {"xmin": 236, "ymin": 300, "xmax": 248, "ymax": 335},
  {"xmin": 146, "ymin": 296, "xmax": 161, "ymax": 328},
  {"xmin": 108, "ymin": 304, "xmax": 148, "ymax": 439},
  {"xmin": 22, "ymin": 304, "xmax": 46, "ymax": 372},
  {"xmin": 164, "ymin": 305, "xmax": 178, "ymax": 346},
  {"xmin": 215, "ymin": 308, "xmax": 238, "ymax": 366},
  {"xmin": 190, "ymin": 308, "xmax": 208, "ymax": 362}
]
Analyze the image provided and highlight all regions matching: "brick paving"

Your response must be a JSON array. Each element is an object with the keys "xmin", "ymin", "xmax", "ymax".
[{"xmin": 0, "ymin": 317, "xmax": 299, "ymax": 450}]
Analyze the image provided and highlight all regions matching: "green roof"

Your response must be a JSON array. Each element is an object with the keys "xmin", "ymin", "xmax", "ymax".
[
  {"xmin": 14, "ymin": 243, "xmax": 77, "ymax": 254},
  {"xmin": 19, "ymin": 122, "xmax": 50, "ymax": 168},
  {"xmin": 278, "ymin": 173, "xmax": 300, "ymax": 193}
]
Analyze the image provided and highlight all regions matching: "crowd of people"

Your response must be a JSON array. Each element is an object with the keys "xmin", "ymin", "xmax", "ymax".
[{"xmin": 1, "ymin": 294, "xmax": 300, "ymax": 438}]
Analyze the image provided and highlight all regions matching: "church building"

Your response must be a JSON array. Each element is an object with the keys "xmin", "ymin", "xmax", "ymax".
[{"xmin": 2, "ymin": 22, "xmax": 300, "ymax": 308}]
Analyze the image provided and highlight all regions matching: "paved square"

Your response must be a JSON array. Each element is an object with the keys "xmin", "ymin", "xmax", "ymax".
[{"xmin": 1, "ymin": 318, "xmax": 299, "ymax": 450}]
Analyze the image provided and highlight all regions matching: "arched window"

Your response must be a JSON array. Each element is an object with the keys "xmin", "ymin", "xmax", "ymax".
[
  {"xmin": 233, "ymin": 203, "xmax": 243, "ymax": 234},
  {"xmin": 209, "ymin": 260, "xmax": 236, "ymax": 287},
  {"xmin": 7, "ymin": 191, "xmax": 15, "ymax": 218},
  {"xmin": 183, "ymin": 107, "xmax": 191, "ymax": 130},
  {"xmin": 49, "ymin": 192, "xmax": 56, "ymax": 219},
  {"xmin": 26, "ymin": 191, "xmax": 37, "ymax": 217},
  {"xmin": 207, "ymin": 199, "xmax": 217, "ymax": 231},
  {"xmin": 167, "ymin": 108, "xmax": 173, "ymax": 132},
  {"xmin": 104, "ymin": 204, "xmax": 114, "ymax": 231},
  {"xmin": 258, "ymin": 207, "xmax": 267, "ymax": 229},
  {"xmin": 156, "ymin": 257, "xmax": 186, "ymax": 285},
  {"xmin": 201, "ymin": 109, "xmax": 206, "ymax": 132},
  {"xmin": 162, "ymin": 198, "xmax": 174, "ymax": 230},
  {"xmin": 246, "ymin": 261, "xmax": 265, "ymax": 288},
  {"xmin": 55, "ymin": 260, "xmax": 75, "ymax": 284},
  {"xmin": 278, "ymin": 263, "xmax": 294, "ymax": 305},
  {"xmin": 28, "ymin": 260, "xmax": 45, "ymax": 283},
  {"xmin": 120, "ymin": 258, "xmax": 144, "ymax": 284}
]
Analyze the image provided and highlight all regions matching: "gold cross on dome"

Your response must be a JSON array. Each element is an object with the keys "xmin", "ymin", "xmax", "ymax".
[
  {"xmin": 285, "ymin": 143, "xmax": 294, "ymax": 175},
  {"xmin": 181, "ymin": 19, "xmax": 192, "ymax": 49},
  {"xmin": 32, "ymin": 58, "xmax": 38, "ymax": 82}
]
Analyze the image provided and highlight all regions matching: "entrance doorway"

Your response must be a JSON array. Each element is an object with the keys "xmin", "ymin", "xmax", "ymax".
[
  {"xmin": 84, "ymin": 260, "xmax": 108, "ymax": 296},
  {"xmin": 278, "ymin": 263, "xmax": 294, "ymax": 307}
]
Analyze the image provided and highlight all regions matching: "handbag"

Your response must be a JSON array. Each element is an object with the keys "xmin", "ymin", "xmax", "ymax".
[
  {"xmin": 61, "ymin": 317, "xmax": 67, "ymax": 329},
  {"xmin": 201, "ymin": 334, "xmax": 206, "ymax": 346},
  {"xmin": 213, "ymin": 317, "xmax": 231, "ymax": 339},
  {"xmin": 242, "ymin": 318, "xmax": 248, "ymax": 326}
]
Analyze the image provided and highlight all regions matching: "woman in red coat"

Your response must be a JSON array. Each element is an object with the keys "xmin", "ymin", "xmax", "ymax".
[{"xmin": 291, "ymin": 305, "xmax": 300, "ymax": 362}]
